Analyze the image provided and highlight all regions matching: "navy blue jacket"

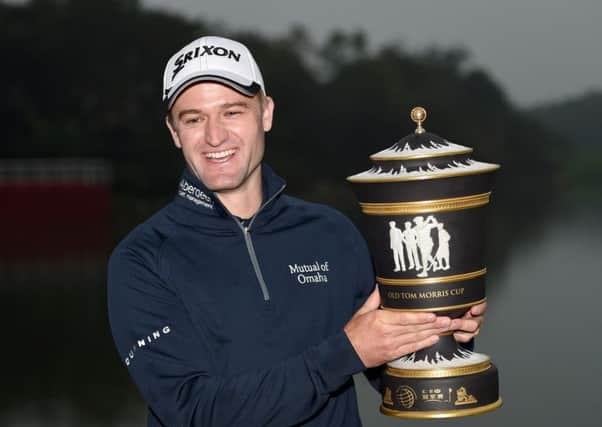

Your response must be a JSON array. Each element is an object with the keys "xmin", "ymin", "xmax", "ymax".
[{"xmin": 108, "ymin": 164, "xmax": 376, "ymax": 426}]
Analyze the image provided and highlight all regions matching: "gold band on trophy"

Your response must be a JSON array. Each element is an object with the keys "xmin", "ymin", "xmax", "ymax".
[
  {"xmin": 385, "ymin": 359, "xmax": 491, "ymax": 379},
  {"xmin": 382, "ymin": 297, "xmax": 487, "ymax": 312},
  {"xmin": 380, "ymin": 399, "xmax": 503, "ymax": 419},
  {"xmin": 377, "ymin": 268, "xmax": 487, "ymax": 286},
  {"xmin": 370, "ymin": 147, "xmax": 473, "ymax": 161},
  {"xmin": 359, "ymin": 192, "xmax": 492, "ymax": 215}
]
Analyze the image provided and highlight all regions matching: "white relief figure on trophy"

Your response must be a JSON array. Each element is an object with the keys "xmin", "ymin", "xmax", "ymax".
[
  {"xmin": 388, "ymin": 221, "xmax": 406, "ymax": 272},
  {"xmin": 386, "ymin": 215, "xmax": 452, "ymax": 277},
  {"xmin": 435, "ymin": 222, "xmax": 451, "ymax": 270},
  {"xmin": 414, "ymin": 215, "xmax": 440, "ymax": 277},
  {"xmin": 402, "ymin": 221, "xmax": 421, "ymax": 270}
]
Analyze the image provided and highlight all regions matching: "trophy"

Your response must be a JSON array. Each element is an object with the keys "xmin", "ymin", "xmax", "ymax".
[{"xmin": 347, "ymin": 107, "xmax": 502, "ymax": 418}]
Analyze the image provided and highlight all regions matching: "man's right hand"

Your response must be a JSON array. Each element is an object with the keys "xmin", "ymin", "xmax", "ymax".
[{"xmin": 344, "ymin": 286, "xmax": 450, "ymax": 368}]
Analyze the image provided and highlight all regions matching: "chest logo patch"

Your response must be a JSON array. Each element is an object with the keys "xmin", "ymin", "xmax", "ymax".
[{"xmin": 288, "ymin": 261, "xmax": 330, "ymax": 284}]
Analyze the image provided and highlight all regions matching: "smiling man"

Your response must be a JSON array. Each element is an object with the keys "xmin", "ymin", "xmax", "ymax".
[
  {"xmin": 108, "ymin": 36, "xmax": 485, "ymax": 427},
  {"xmin": 165, "ymin": 81, "xmax": 272, "ymax": 218}
]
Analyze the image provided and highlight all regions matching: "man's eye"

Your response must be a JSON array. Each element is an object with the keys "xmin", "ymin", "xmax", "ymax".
[
  {"xmin": 225, "ymin": 110, "xmax": 242, "ymax": 117},
  {"xmin": 184, "ymin": 117, "xmax": 201, "ymax": 124}
]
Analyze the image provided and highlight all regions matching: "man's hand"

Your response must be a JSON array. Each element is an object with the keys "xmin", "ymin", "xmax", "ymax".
[
  {"xmin": 344, "ymin": 286, "xmax": 451, "ymax": 368},
  {"xmin": 452, "ymin": 301, "xmax": 487, "ymax": 343}
]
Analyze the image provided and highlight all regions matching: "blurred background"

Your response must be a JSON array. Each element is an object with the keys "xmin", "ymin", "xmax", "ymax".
[{"xmin": 1, "ymin": 0, "xmax": 600, "ymax": 426}]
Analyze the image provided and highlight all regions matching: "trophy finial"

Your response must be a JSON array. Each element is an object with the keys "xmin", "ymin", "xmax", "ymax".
[{"xmin": 410, "ymin": 106, "xmax": 427, "ymax": 134}]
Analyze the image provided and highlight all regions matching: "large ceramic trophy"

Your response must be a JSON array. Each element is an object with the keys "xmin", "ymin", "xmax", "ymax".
[{"xmin": 347, "ymin": 107, "xmax": 502, "ymax": 418}]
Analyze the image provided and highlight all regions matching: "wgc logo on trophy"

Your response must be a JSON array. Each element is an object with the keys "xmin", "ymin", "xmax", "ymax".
[{"xmin": 348, "ymin": 107, "xmax": 502, "ymax": 418}]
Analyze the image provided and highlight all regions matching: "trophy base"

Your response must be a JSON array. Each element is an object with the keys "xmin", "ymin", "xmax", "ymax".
[{"xmin": 380, "ymin": 356, "xmax": 501, "ymax": 419}]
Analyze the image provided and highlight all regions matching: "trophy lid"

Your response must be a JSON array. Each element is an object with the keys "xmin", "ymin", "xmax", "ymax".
[{"xmin": 347, "ymin": 107, "xmax": 499, "ymax": 183}]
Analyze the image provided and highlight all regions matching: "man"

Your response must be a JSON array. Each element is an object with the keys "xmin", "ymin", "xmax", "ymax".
[
  {"xmin": 108, "ymin": 35, "xmax": 484, "ymax": 427},
  {"xmin": 402, "ymin": 220, "xmax": 421, "ymax": 270},
  {"xmin": 435, "ymin": 222, "xmax": 451, "ymax": 270},
  {"xmin": 414, "ymin": 215, "xmax": 439, "ymax": 277},
  {"xmin": 388, "ymin": 220, "xmax": 406, "ymax": 272}
]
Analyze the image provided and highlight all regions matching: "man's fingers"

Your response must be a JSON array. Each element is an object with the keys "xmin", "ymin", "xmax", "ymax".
[
  {"xmin": 454, "ymin": 329, "xmax": 479, "ymax": 343},
  {"xmin": 450, "ymin": 318, "xmax": 480, "ymax": 333},
  {"xmin": 385, "ymin": 320, "xmax": 448, "ymax": 339},
  {"xmin": 393, "ymin": 334, "xmax": 440, "ymax": 361},
  {"xmin": 379, "ymin": 310, "xmax": 438, "ymax": 326},
  {"xmin": 469, "ymin": 302, "xmax": 487, "ymax": 317},
  {"xmin": 354, "ymin": 285, "xmax": 381, "ymax": 317},
  {"xmin": 345, "ymin": 307, "xmax": 451, "ymax": 367}
]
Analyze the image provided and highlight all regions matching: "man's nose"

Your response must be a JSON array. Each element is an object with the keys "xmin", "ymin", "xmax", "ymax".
[{"xmin": 205, "ymin": 118, "xmax": 228, "ymax": 146}]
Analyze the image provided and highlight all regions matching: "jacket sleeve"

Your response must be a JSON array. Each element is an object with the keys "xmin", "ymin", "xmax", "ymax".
[{"xmin": 107, "ymin": 243, "xmax": 366, "ymax": 427}]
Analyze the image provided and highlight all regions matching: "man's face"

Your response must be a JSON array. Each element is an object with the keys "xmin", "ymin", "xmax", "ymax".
[{"xmin": 166, "ymin": 82, "xmax": 274, "ymax": 195}]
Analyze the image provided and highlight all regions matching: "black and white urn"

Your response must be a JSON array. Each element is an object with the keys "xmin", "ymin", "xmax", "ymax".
[{"xmin": 347, "ymin": 107, "xmax": 502, "ymax": 418}]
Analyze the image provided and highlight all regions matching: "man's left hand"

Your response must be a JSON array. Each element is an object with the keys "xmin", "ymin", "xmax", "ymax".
[{"xmin": 451, "ymin": 302, "xmax": 487, "ymax": 343}]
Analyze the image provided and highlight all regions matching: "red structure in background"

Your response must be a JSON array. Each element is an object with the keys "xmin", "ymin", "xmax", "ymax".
[{"xmin": 0, "ymin": 159, "xmax": 112, "ymax": 261}]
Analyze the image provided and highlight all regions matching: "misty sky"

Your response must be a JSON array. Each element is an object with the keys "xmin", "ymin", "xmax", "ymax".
[{"xmin": 140, "ymin": 0, "xmax": 602, "ymax": 107}]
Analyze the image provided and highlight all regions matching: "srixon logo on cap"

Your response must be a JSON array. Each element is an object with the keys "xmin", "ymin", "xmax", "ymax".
[{"xmin": 172, "ymin": 45, "xmax": 242, "ymax": 80}]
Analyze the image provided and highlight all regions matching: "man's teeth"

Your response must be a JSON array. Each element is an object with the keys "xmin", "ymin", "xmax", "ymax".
[{"xmin": 206, "ymin": 149, "xmax": 235, "ymax": 159}]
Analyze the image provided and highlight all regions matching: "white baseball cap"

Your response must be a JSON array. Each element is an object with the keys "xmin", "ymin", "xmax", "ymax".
[{"xmin": 162, "ymin": 36, "xmax": 266, "ymax": 109}]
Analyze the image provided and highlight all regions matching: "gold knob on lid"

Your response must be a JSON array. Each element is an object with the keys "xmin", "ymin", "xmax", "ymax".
[{"xmin": 410, "ymin": 106, "xmax": 427, "ymax": 134}]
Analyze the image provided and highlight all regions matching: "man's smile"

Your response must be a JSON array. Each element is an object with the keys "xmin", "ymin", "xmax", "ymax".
[{"xmin": 205, "ymin": 149, "xmax": 236, "ymax": 162}]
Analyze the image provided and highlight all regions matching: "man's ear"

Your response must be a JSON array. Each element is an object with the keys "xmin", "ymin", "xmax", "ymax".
[
  {"xmin": 261, "ymin": 96, "xmax": 275, "ymax": 132},
  {"xmin": 165, "ymin": 115, "xmax": 182, "ymax": 149}
]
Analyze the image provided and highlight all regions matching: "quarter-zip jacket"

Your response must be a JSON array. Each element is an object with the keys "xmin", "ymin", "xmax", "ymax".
[{"xmin": 108, "ymin": 164, "xmax": 376, "ymax": 427}]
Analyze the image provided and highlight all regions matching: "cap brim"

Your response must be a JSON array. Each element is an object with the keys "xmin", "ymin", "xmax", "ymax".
[{"xmin": 166, "ymin": 75, "xmax": 262, "ymax": 109}]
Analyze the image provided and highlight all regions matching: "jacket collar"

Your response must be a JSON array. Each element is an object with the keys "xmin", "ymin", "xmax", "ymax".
[{"xmin": 172, "ymin": 163, "xmax": 287, "ymax": 222}]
